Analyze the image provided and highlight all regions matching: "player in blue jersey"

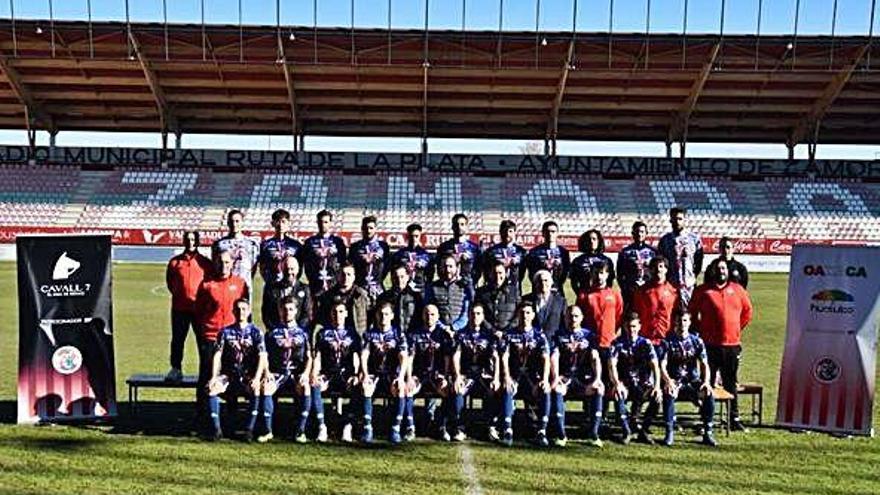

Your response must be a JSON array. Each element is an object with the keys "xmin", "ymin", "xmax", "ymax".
[
  {"xmin": 450, "ymin": 303, "xmax": 500, "ymax": 442},
  {"xmin": 404, "ymin": 304, "xmax": 454, "ymax": 441},
  {"xmin": 311, "ymin": 301, "xmax": 362, "ymax": 443},
  {"xmin": 437, "ymin": 213, "xmax": 482, "ymax": 286},
  {"xmin": 571, "ymin": 229, "xmax": 616, "ymax": 294},
  {"xmin": 259, "ymin": 209, "xmax": 305, "ymax": 327},
  {"xmin": 550, "ymin": 305, "xmax": 604, "ymax": 447},
  {"xmin": 616, "ymin": 221, "xmax": 657, "ymax": 310},
  {"xmin": 205, "ymin": 298, "xmax": 270, "ymax": 442},
  {"xmin": 525, "ymin": 220, "xmax": 571, "ymax": 290},
  {"xmin": 360, "ymin": 302, "xmax": 409, "ymax": 444},
  {"xmin": 609, "ymin": 312, "xmax": 662, "ymax": 445},
  {"xmin": 263, "ymin": 296, "xmax": 312, "ymax": 443},
  {"xmin": 349, "ymin": 215, "xmax": 391, "ymax": 301},
  {"xmin": 499, "ymin": 301, "xmax": 552, "ymax": 447},
  {"xmin": 658, "ymin": 311, "xmax": 717, "ymax": 447},
  {"xmin": 391, "ymin": 223, "xmax": 434, "ymax": 294},
  {"xmin": 301, "ymin": 209, "xmax": 348, "ymax": 297},
  {"xmin": 482, "ymin": 219, "xmax": 527, "ymax": 289}
]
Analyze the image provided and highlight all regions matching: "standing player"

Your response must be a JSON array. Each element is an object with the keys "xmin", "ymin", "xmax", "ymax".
[
  {"xmin": 482, "ymin": 220, "xmax": 527, "ymax": 289},
  {"xmin": 259, "ymin": 209, "xmax": 303, "ymax": 328},
  {"xmin": 310, "ymin": 301, "xmax": 362, "ymax": 442},
  {"xmin": 577, "ymin": 263, "xmax": 623, "ymax": 353},
  {"xmin": 715, "ymin": 236, "xmax": 749, "ymax": 289},
  {"xmin": 525, "ymin": 221, "xmax": 570, "ymax": 290},
  {"xmin": 437, "ymin": 213, "xmax": 482, "ymax": 286},
  {"xmin": 522, "ymin": 270, "xmax": 566, "ymax": 341},
  {"xmin": 212, "ymin": 209, "xmax": 260, "ymax": 292},
  {"xmin": 498, "ymin": 301, "xmax": 552, "ymax": 447},
  {"xmin": 450, "ymin": 304, "xmax": 500, "ymax": 442},
  {"xmin": 264, "ymin": 256, "xmax": 312, "ymax": 330},
  {"xmin": 550, "ymin": 305, "xmax": 604, "ymax": 447},
  {"xmin": 376, "ymin": 263, "xmax": 423, "ymax": 334},
  {"xmin": 360, "ymin": 303, "xmax": 409, "ymax": 444},
  {"xmin": 349, "ymin": 216, "xmax": 391, "ymax": 302},
  {"xmin": 608, "ymin": 313, "xmax": 662, "ymax": 444},
  {"xmin": 301, "ymin": 209, "xmax": 348, "ymax": 297},
  {"xmin": 633, "ymin": 256, "xmax": 677, "ymax": 348},
  {"xmin": 690, "ymin": 259, "xmax": 752, "ymax": 431},
  {"xmin": 318, "ymin": 262, "xmax": 370, "ymax": 336},
  {"xmin": 263, "ymin": 297, "xmax": 313, "ymax": 443},
  {"xmin": 165, "ymin": 231, "xmax": 213, "ymax": 382},
  {"xmin": 391, "ymin": 223, "xmax": 434, "ymax": 294},
  {"xmin": 658, "ymin": 207, "xmax": 704, "ymax": 310},
  {"xmin": 194, "ymin": 250, "xmax": 249, "ymax": 432},
  {"xmin": 475, "ymin": 259, "xmax": 520, "ymax": 335},
  {"xmin": 404, "ymin": 304, "xmax": 454, "ymax": 441},
  {"xmin": 426, "ymin": 255, "xmax": 473, "ymax": 332},
  {"xmin": 570, "ymin": 229, "xmax": 615, "ymax": 294},
  {"xmin": 205, "ymin": 299, "xmax": 270, "ymax": 442},
  {"xmin": 616, "ymin": 221, "xmax": 657, "ymax": 310},
  {"xmin": 658, "ymin": 311, "xmax": 717, "ymax": 447}
]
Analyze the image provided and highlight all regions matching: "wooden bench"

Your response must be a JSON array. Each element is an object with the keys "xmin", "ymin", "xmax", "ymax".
[
  {"xmin": 737, "ymin": 383, "xmax": 765, "ymax": 425},
  {"xmin": 126, "ymin": 374, "xmax": 198, "ymax": 416},
  {"xmin": 713, "ymin": 386, "xmax": 734, "ymax": 436}
]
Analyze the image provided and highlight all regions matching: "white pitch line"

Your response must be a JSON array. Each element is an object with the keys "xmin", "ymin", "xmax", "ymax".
[
  {"xmin": 150, "ymin": 284, "xmax": 166, "ymax": 297},
  {"xmin": 458, "ymin": 444, "xmax": 484, "ymax": 495}
]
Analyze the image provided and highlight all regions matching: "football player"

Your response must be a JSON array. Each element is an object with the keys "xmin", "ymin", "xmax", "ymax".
[
  {"xmin": 259, "ymin": 208, "xmax": 303, "ymax": 327},
  {"xmin": 482, "ymin": 220, "xmax": 527, "ymax": 289},
  {"xmin": 525, "ymin": 220, "xmax": 570, "ymax": 290},
  {"xmin": 404, "ymin": 304, "xmax": 454, "ymax": 441},
  {"xmin": 349, "ymin": 215, "xmax": 391, "ymax": 301},
  {"xmin": 571, "ymin": 229, "xmax": 615, "ymax": 294},
  {"xmin": 450, "ymin": 303, "xmax": 500, "ymax": 442},
  {"xmin": 436, "ymin": 213, "xmax": 482, "ymax": 286},
  {"xmin": 301, "ymin": 209, "xmax": 348, "ymax": 297},
  {"xmin": 390, "ymin": 223, "xmax": 434, "ymax": 294},
  {"xmin": 360, "ymin": 302, "xmax": 409, "ymax": 444}
]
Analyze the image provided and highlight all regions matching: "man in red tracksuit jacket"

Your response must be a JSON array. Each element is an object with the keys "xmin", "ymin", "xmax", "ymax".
[
  {"xmin": 576, "ymin": 262, "xmax": 623, "ymax": 383},
  {"xmin": 689, "ymin": 258, "xmax": 753, "ymax": 431},
  {"xmin": 633, "ymin": 256, "xmax": 678, "ymax": 348},
  {"xmin": 165, "ymin": 231, "xmax": 214, "ymax": 382},
  {"xmin": 193, "ymin": 249, "xmax": 249, "ymax": 431}
]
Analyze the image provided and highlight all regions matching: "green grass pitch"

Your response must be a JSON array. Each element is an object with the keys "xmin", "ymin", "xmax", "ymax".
[{"xmin": 0, "ymin": 262, "xmax": 878, "ymax": 494}]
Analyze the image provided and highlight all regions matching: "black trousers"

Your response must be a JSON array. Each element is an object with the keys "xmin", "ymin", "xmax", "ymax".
[
  {"xmin": 195, "ymin": 335, "xmax": 215, "ymax": 428},
  {"xmin": 706, "ymin": 344, "xmax": 742, "ymax": 419},
  {"xmin": 170, "ymin": 310, "xmax": 197, "ymax": 370}
]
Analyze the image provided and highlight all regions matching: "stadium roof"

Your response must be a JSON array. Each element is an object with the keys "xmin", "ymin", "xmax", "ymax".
[{"xmin": 0, "ymin": 19, "xmax": 878, "ymax": 148}]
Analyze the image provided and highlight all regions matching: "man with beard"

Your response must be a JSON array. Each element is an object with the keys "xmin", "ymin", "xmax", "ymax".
[
  {"xmin": 263, "ymin": 255, "xmax": 312, "ymax": 330},
  {"xmin": 437, "ymin": 213, "xmax": 482, "ymax": 286},
  {"xmin": 212, "ymin": 209, "xmax": 260, "ymax": 293},
  {"xmin": 482, "ymin": 220, "xmax": 527, "ymax": 289},
  {"xmin": 571, "ymin": 229, "xmax": 615, "ymax": 294},
  {"xmin": 658, "ymin": 207, "xmax": 704, "ymax": 310},
  {"xmin": 349, "ymin": 216, "xmax": 391, "ymax": 302},
  {"xmin": 476, "ymin": 259, "xmax": 520, "ymax": 335},
  {"xmin": 391, "ymin": 223, "xmax": 434, "ymax": 294},
  {"xmin": 300, "ymin": 209, "xmax": 348, "ymax": 297},
  {"xmin": 525, "ymin": 221, "xmax": 570, "ymax": 290},
  {"xmin": 616, "ymin": 221, "xmax": 657, "ymax": 310}
]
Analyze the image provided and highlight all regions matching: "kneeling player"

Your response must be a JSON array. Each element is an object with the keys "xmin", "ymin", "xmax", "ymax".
[
  {"xmin": 450, "ymin": 303, "xmax": 500, "ymax": 442},
  {"xmin": 608, "ymin": 312, "xmax": 662, "ymax": 444},
  {"xmin": 206, "ymin": 299, "xmax": 270, "ymax": 442},
  {"xmin": 360, "ymin": 302, "xmax": 409, "ymax": 444},
  {"xmin": 312, "ymin": 301, "xmax": 362, "ymax": 442},
  {"xmin": 658, "ymin": 311, "xmax": 717, "ymax": 447},
  {"xmin": 405, "ymin": 304, "xmax": 454, "ymax": 441},
  {"xmin": 499, "ymin": 301, "xmax": 551, "ymax": 447},
  {"xmin": 264, "ymin": 296, "xmax": 313, "ymax": 443},
  {"xmin": 550, "ymin": 305, "xmax": 604, "ymax": 447}
]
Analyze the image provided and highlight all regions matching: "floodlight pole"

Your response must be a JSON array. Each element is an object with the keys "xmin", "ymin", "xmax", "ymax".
[
  {"xmin": 163, "ymin": 0, "xmax": 168, "ymax": 61},
  {"xmin": 125, "ymin": 0, "xmax": 131, "ymax": 59},
  {"xmin": 869, "ymin": 0, "xmax": 877, "ymax": 69},
  {"xmin": 9, "ymin": 0, "xmax": 16, "ymax": 57},
  {"xmin": 201, "ymin": 0, "xmax": 206, "ymax": 61},
  {"xmin": 681, "ymin": 0, "xmax": 688, "ymax": 68},
  {"xmin": 829, "ymin": 0, "xmax": 838, "ymax": 70},
  {"xmin": 755, "ymin": 0, "xmax": 763, "ymax": 70},
  {"xmin": 88, "ymin": 0, "xmax": 94, "ymax": 57},
  {"xmin": 792, "ymin": 0, "xmax": 801, "ymax": 69},
  {"xmin": 48, "ymin": 0, "xmax": 55, "ymax": 58},
  {"xmin": 607, "ymin": 0, "xmax": 614, "ymax": 68}
]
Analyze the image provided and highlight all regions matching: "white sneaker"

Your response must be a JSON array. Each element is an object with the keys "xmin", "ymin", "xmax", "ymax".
[
  {"xmin": 164, "ymin": 367, "xmax": 182, "ymax": 382},
  {"xmin": 341, "ymin": 423, "xmax": 353, "ymax": 443},
  {"xmin": 488, "ymin": 426, "xmax": 500, "ymax": 442},
  {"xmin": 317, "ymin": 424, "xmax": 329, "ymax": 443},
  {"xmin": 257, "ymin": 432, "xmax": 273, "ymax": 444},
  {"xmin": 453, "ymin": 431, "xmax": 467, "ymax": 442}
]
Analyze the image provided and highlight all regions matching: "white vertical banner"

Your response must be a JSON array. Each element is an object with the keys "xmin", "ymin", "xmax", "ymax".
[{"xmin": 776, "ymin": 245, "xmax": 879, "ymax": 436}]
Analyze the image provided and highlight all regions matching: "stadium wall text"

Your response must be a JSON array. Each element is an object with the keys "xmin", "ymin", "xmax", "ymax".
[{"xmin": 3, "ymin": 145, "xmax": 880, "ymax": 179}]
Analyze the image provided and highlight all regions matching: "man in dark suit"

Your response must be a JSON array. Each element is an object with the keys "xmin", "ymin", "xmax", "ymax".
[{"xmin": 522, "ymin": 269, "xmax": 566, "ymax": 341}]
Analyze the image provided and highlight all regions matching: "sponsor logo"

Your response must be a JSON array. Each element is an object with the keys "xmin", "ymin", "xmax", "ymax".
[
  {"xmin": 141, "ymin": 229, "xmax": 167, "ymax": 244},
  {"xmin": 52, "ymin": 345, "xmax": 83, "ymax": 375},
  {"xmin": 812, "ymin": 356, "xmax": 841, "ymax": 384},
  {"xmin": 803, "ymin": 264, "xmax": 868, "ymax": 278},
  {"xmin": 809, "ymin": 289, "xmax": 856, "ymax": 315},
  {"xmin": 52, "ymin": 252, "xmax": 80, "ymax": 280}
]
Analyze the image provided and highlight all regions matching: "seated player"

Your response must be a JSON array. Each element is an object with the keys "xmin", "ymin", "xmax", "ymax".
[
  {"xmin": 360, "ymin": 302, "xmax": 409, "ymax": 444},
  {"xmin": 263, "ymin": 296, "xmax": 313, "ymax": 443},
  {"xmin": 205, "ymin": 299, "xmax": 270, "ymax": 442},
  {"xmin": 550, "ymin": 305, "xmax": 604, "ymax": 447},
  {"xmin": 658, "ymin": 311, "xmax": 717, "ymax": 447},
  {"xmin": 311, "ymin": 301, "xmax": 362, "ymax": 443},
  {"xmin": 499, "ymin": 301, "xmax": 552, "ymax": 447},
  {"xmin": 450, "ymin": 303, "xmax": 500, "ymax": 442},
  {"xmin": 405, "ymin": 304, "xmax": 454, "ymax": 441},
  {"xmin": 608, "ymin": 312, "xmax": 662, "ymax": 445}
]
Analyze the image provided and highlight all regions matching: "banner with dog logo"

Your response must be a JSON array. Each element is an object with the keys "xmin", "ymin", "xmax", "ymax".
[
  {"xmin": 16, "ymin": 235, "xmax": 116, "ymax": 424},
  {"xmin": 776, "ymin": 245, "xmax": 878, "ymax": 436}
]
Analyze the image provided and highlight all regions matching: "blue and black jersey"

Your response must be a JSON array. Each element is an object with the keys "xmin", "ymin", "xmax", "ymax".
[
  {"xmin": 610, "ymin": 334, "xmax": 657, "ymax": 390},
  {"xmin": 391, "ymin": 246, "xmax": 434, "ymax": 293},
  {"xmin": 483, "ymin": 242, "xmax": 527, "ymax": 288},
  {"xmin": 215, "ymin": 323, "xmax": 266, "ymax": 379},
  {"xmin": 362, "ymin": 326, "xmax": 408, "ymax": 376},
  {"xmin": 316, "ymin": 326, "xmax": 361, "ymax": 377},
  {"xmin": 500, "ymin": 327, "xmax": 550, "ymax": 378},
  {"xmin": 265, "ymin": 324, "xmax": 310, "ymax": 376},
  {"xmin": 437, "ymin": 237, "xmax": 482, "ymax": 285},
  {"xmin": 407, "ymin": 323, "xmax": 454, "ymax": 378},
  {"xmin": 552, "ymin": 327, "xmax": 599, "ymax": 380},
  {"xmin": 349, "ymin": 237, "xmax": 391, "ymax": 299},
  {"xmin": 526, "ymin": 243, "xmax": 570, "ymax": 289},
  {"xmin": 259, "ymin": 236, "xmax": 303, "ymax": 286},
  {"xmin": 660, "ymin": 332, "xmax": 707, "ymax": 384}
]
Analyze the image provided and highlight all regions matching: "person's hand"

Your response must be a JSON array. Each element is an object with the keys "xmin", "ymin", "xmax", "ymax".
[
  {"xmin": 491, "ymin": 378, "xmax": 501, "ymax": 392},
  {"xmin": 701, "ymin": 381, "xmax": 713, "ymax": 397},
  {"xmin": 653, "ymin": 385, "xmax": 664, "ymax": 402},
  {"xmin": 591, "ymin": 380, "xmax": 605, "ymax": 397},
  {"xmin": 613, "ymin": 383, "xmax": 628, "ymax": 401},
  {"xmin": 540, "ymin": 379, "xmax": 551, "ymax": 393}
]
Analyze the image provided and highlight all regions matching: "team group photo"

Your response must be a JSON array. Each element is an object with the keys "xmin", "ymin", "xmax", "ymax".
[{"xmin": 0, "ymin": 0, "xmax": 879, "ymax": 494}]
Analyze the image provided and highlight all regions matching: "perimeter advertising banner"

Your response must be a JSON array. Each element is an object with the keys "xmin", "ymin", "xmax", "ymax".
[
  {"xmin": 17, "ymin": 235, "xmax": 116, "ymax": 424},
  {"xmin": 776, "ymin": 245, "xmax": 879, "ymax": 436}
]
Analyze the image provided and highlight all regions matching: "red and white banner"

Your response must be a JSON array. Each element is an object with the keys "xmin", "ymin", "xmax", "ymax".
[
  {"xmin": 0, "ymin": 225, "xmax": 867, "ymax": 254},
  {"xmin": 776, "ymin": 245, "xmax": 879, "ymax": 436}
]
